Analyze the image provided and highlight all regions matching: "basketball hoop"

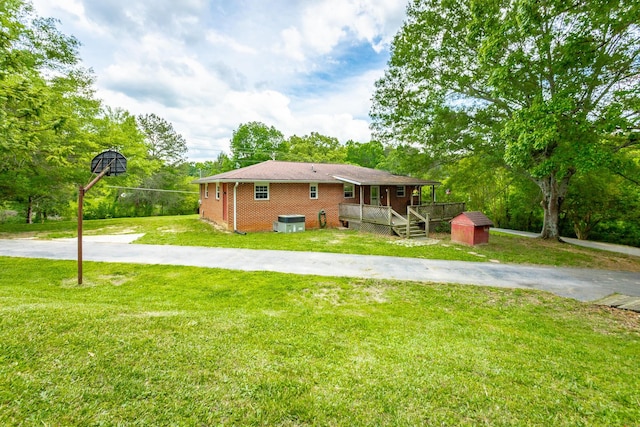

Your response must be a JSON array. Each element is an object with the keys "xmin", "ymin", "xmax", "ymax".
[{"xmin": 78, "ymin": 150, "xmax": 127, "ymax": 284}]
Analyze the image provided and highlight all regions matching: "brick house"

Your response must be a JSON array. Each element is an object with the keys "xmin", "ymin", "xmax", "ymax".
[{"xmin": 193, "ymin": 160, "xmax": 444, "ymax": 234}]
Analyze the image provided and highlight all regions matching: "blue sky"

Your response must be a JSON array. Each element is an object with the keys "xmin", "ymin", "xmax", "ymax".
[{"xmin": 31, "ymin": 0, "xmax": 407, "ymax": 161}]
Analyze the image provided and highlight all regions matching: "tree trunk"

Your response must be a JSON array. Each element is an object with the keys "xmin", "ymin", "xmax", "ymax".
[
  {"xmin": 26, "ymin": 196, "xmax": 33, "ymax": 224},
  {"xmin": 536, "ymin": 172, "xmax": 573, "ymax": 240}
]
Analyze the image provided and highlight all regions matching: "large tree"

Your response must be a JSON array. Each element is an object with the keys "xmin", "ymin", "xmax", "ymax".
[
  {"xmin": 371, "ymin": 0, "xmax": 639, "ymax": 239},
  {"xmin": 0, "ymin": 0, "xmax": 100, "ymax": 221},
  {"xmin": 345, "ymin": 140, "xmax": 386, "ymax": 169},
  {"xmin": 283, "ymin": 132, "xmax": 346, "ymax": 163},
  {"xmin": 137, "ymin": 113, "xmax": 188, "ymax": 166},
  {"xmin": 229, "ymin": 122, "xmax": 286, "ymax": 168}
]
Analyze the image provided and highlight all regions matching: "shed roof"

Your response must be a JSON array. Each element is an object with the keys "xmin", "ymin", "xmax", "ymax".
[
  {"xmin": 451, "ymin": 211, "xmax": 494, "ymax": 227},
  {"xmin": 193, "ymin": 160, "xmax": 440, "ymax": 186}
]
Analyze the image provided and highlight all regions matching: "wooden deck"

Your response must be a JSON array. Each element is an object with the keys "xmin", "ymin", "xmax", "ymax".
[{"xmin": 339, "ymin": 202, "xmax": 466, "ymax": 238}]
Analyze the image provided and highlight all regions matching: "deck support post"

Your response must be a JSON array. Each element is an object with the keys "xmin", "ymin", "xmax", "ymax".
[{"xmin": 406, "ymin": 206, "xmax": 410, "ymax": 239}]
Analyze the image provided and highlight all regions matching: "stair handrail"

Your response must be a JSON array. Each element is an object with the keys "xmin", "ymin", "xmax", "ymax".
[
  {"xmin": 390, "ymin": 208, "xmax": 406, "ymax": 225},
  {"xmin": 407, "ymin": 206, "xmax": 430, "ymax": 237}
]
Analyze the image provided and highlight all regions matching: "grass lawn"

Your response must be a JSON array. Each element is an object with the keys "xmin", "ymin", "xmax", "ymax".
[
  {"xmin": 2, "ymin": 215, "xmax": 639, "ymax": 271},
  {"xmin": 1, "ymin": 257, "xmax": 639, "ymax": 425}
]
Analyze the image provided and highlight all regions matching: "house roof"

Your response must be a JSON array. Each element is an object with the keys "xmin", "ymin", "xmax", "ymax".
[
  {"xmin": 451, "ymin": 211, "xmax": 494, "ymax": 227},
  {"xmin": 193, "ymin": 160, "xmax": 440, "ymax": 186}
]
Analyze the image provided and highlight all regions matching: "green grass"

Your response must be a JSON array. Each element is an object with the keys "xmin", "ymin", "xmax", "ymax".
[
  {"xmin": 1, "ymin": 257, "xmax": 638, "ymax": 425},
  {"xmin": 2, "ymin": 215, "xmax": 639, "ymax": 271}
]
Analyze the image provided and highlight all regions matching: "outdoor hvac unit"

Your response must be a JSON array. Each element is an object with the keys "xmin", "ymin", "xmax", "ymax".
[{"xmin": 273, "ymin": 215, "xmax": 305, "ymax": 233}]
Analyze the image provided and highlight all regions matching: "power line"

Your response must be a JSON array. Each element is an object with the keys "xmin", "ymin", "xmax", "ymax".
[{"xmin": 107, "ymin": 186, "xmax": 198, "ymax": 194}]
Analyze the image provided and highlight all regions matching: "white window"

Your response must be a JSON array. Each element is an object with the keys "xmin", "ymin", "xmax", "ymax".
[
  {"xmin": 216, "ymin": 183, "xmax": 220, "ymax": 200},
  {"xmin": 310, "ymin": 183, "xmax": 318, "ymax": 199},
  {"xmin": 344, "ymin": 184, "xmax": 354, "ymax": 198},
  {"xmin": 204, "ymin": 184, "xmax": 209, "ymax": 199},
  {"xmin": 254, "ymin": 183, "xmax": 269, "ymax": 200},
  {"xmin": 396, "ymin": 186, "xmax": 406, "ymax": 197}
]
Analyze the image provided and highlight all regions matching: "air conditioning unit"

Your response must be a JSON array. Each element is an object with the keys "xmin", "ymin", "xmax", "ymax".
[{"xmin": 273, "ymin": 215, "xmax": 305, "ymax": 233}]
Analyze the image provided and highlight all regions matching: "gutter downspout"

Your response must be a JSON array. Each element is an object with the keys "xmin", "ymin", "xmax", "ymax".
[{"xmin": 233, "ymin": 182, "xmax": 238, "ymax": 231}]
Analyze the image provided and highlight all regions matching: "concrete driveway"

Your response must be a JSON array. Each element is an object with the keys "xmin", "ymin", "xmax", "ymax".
[{"xmin": 1, "ymin": 237, "xmax": 638, "ymax": 302}]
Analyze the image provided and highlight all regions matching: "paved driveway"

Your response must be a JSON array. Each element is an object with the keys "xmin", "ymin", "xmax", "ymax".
[
  {"xmin": 1, "ymin": 238, "xmax": 638, "ymax": 302},
  {"xmin": 492, "ymin": 228, "xmax": 640, "ymax": 257}
]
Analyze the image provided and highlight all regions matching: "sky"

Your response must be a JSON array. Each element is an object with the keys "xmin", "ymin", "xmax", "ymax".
[{"xmin": 31, "ymin": 0, "xmax": 408, "ymax": 162}]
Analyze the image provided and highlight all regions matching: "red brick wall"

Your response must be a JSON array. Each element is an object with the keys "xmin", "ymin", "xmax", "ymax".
[
  {"xmin": 233, "ymin": 182, "xmax": 351, "ymax": 232},
  {"xmin": 199, "ymin": 182, "xmax": 417, "ymax": 232},
  {"xmin": 199, "ymin": 182, "xmax": 356, "ymax": 231},
  {"xmin": 199, "ymin": 183, "xmax": 228, "ymax": 229}
]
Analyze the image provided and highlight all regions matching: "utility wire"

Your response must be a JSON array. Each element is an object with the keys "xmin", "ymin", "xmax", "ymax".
[{"xmin": 107, "ymin": 186, "xmax": 198, "ymax": 194}]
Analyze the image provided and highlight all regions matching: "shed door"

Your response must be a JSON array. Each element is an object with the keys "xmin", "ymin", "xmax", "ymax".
[{"xmin": 370, "ymin": 186, "xmax": 380, "ymax": 206}]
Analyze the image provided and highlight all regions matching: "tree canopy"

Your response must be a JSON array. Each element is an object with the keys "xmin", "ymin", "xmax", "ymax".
[
  {"xmin": 0, "ymin": 0, "xmax": 103, "ymax": 221},
  {"xmin": 0, "ymin": 1, "xmax": 197, "ymax": 221},
  {"xmin": 372, "ymin": 0, "xmax": 640, "ymax": 239},
  {"xmin": 283, "ymin": 132, "xmax": 346, "ymax": 163},
  {"xmin": 137, "ymin": 113, "xmax": 188, "ymax": 166},
  {"xmin": 229, "ymin": 122, "xmax": 286, "ymax": 168}
]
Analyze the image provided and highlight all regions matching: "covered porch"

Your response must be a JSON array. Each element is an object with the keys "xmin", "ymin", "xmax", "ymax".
[{"xmin": 334, "ymin": 175, "xmax": 464, "ymax": 238}]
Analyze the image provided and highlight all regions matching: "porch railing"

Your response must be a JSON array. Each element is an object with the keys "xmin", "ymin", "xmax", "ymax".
[
  {"xmin": 414, "ymin": 202, "xmax": 466, "ymax": 221},
  {"xmin": 339, "ymin": 203, "xmax": 406, "ymax": 225},
  {"xmin": 339, "ymin": 202, "xmax": 465, "ymax": 225}
]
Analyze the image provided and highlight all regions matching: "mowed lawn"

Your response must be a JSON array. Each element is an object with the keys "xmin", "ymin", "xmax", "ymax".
[{"xmin": 1, "ymin": 257, "xmax": 639, "ymax": 425}]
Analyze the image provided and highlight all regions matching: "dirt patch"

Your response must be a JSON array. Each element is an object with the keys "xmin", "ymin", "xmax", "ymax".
[
  {"xmin": 389, "ymin": 238, "xmax": 440, "ymax": 247},
  {"xmin": 61, "ymin": 274, "xmax": 131, "ymax": 288},
  {"xmin": 587, "ymin": 305, "xmax": 640, "ymax": 334},
  {"xmin": 200, "ymin": 218, "xmax": 231, "ymax": 233},
  {"xmin": 86, "ymin": 226, "xmax": 139, "ymax": 236}
]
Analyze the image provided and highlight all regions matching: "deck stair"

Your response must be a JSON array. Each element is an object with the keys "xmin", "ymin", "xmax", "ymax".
[
  {"xmin": 392, "ymin": 222, "xmax": 426, "ymax": 239},
  {"xmin": 391, "ymin": 207, "xmax": 430, "ymax": 239}
]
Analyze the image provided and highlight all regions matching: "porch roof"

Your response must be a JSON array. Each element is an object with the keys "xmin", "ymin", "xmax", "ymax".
[{"xmin": 193, "ymin": 160, "xmax": 440, "ymax": 187}]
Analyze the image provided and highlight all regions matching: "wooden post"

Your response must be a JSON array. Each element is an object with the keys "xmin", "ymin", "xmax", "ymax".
[
  {"xmin": 425, "ymin": 213, "xmax": 430, "ymax": 237},
  {"xmin": 359, "ymin": 186, "xmax": 364, "ymax": 221},
  {"xmin": 386, "ymin": 189, "xmax": 391, "ymax": 225},
  {"xmin": 406, "ymin": 206, "xmax": 410, "ymax": 239}
]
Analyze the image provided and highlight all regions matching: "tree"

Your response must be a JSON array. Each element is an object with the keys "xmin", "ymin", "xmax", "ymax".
[
  {"xmin": 0, "ymin": 0, "xmax": 100, "ymax": 222},
  {"xmin": 283, "ymin": 132, "xmax": 346, "ymax": 163},
  {"xmin": 230, "ymin": 122, "xmax": 285, "ymax": 168},
  {"xmin": 188, "ymin": 153, "xmax": 234, "ymax": 178},
  {"xmin": 345, "ymin": 140, "xmax": 385, "ymax": 169},
  {"xmin": 372, "ymin": 0, "xmax": 640, "ymax": 239},
  {"xmin": 137, "ymin": 113, "xmax": 188, "ymax": 166}
]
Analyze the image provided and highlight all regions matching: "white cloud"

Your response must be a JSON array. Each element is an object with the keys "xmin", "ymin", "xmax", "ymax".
[
  {"xmin": 278, "ymin": 0, "xmax": 407, "ymax": 60},
  {"xmin": 29, "ymin": 0, "xmax": 408, "ymax": 161},
  {"xmin": 206, "ymin": 31, "xmax": 257, "ymax": 55}
]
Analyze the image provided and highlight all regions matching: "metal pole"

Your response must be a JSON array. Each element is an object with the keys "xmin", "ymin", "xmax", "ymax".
[
  {"xmin": 78, "ymin": 185, "xmax": 84, "ymax": 285},
  {"xmin": 77, "ymin": 166, "xmax": 111, "ymax": 285}
]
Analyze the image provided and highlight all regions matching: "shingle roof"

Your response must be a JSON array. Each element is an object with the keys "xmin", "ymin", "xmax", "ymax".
[
  {"xmin": 451, "ymin": 211, "xmax": 494, "ymax": 227},
  {"xmin": 193, "ymin": 160, "xmax": 440, "ymax": 186}
]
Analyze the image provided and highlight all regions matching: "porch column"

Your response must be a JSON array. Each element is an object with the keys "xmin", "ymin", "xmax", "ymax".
[
  {"xmin": 386, "ymin": 188, "xmax": 391, "ymax": 225},
  {"xmin": 359, "ymin": 185, "xmax": 363, "ymax": 221}
]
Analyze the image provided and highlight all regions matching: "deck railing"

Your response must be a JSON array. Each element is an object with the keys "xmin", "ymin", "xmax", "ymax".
[
  {"xmin": 339, "ymin": 202, "xmax": 465, "ymax": 238},
  {"xmin": 415, "ymin": 202, "xmax": 465, "ymax": 221},
  {"xmin": 338, "ymin": 203, "xmax": 404, "ymax": 225},
  {"xmin": 339, "ymin": 202, "xmax": 465, "ymax": 225}
]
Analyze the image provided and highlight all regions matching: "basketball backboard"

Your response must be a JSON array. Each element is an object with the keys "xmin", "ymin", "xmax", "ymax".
[{"xmin": 91, "ymin": 150, "xmax": 127, "ymax": 176}]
